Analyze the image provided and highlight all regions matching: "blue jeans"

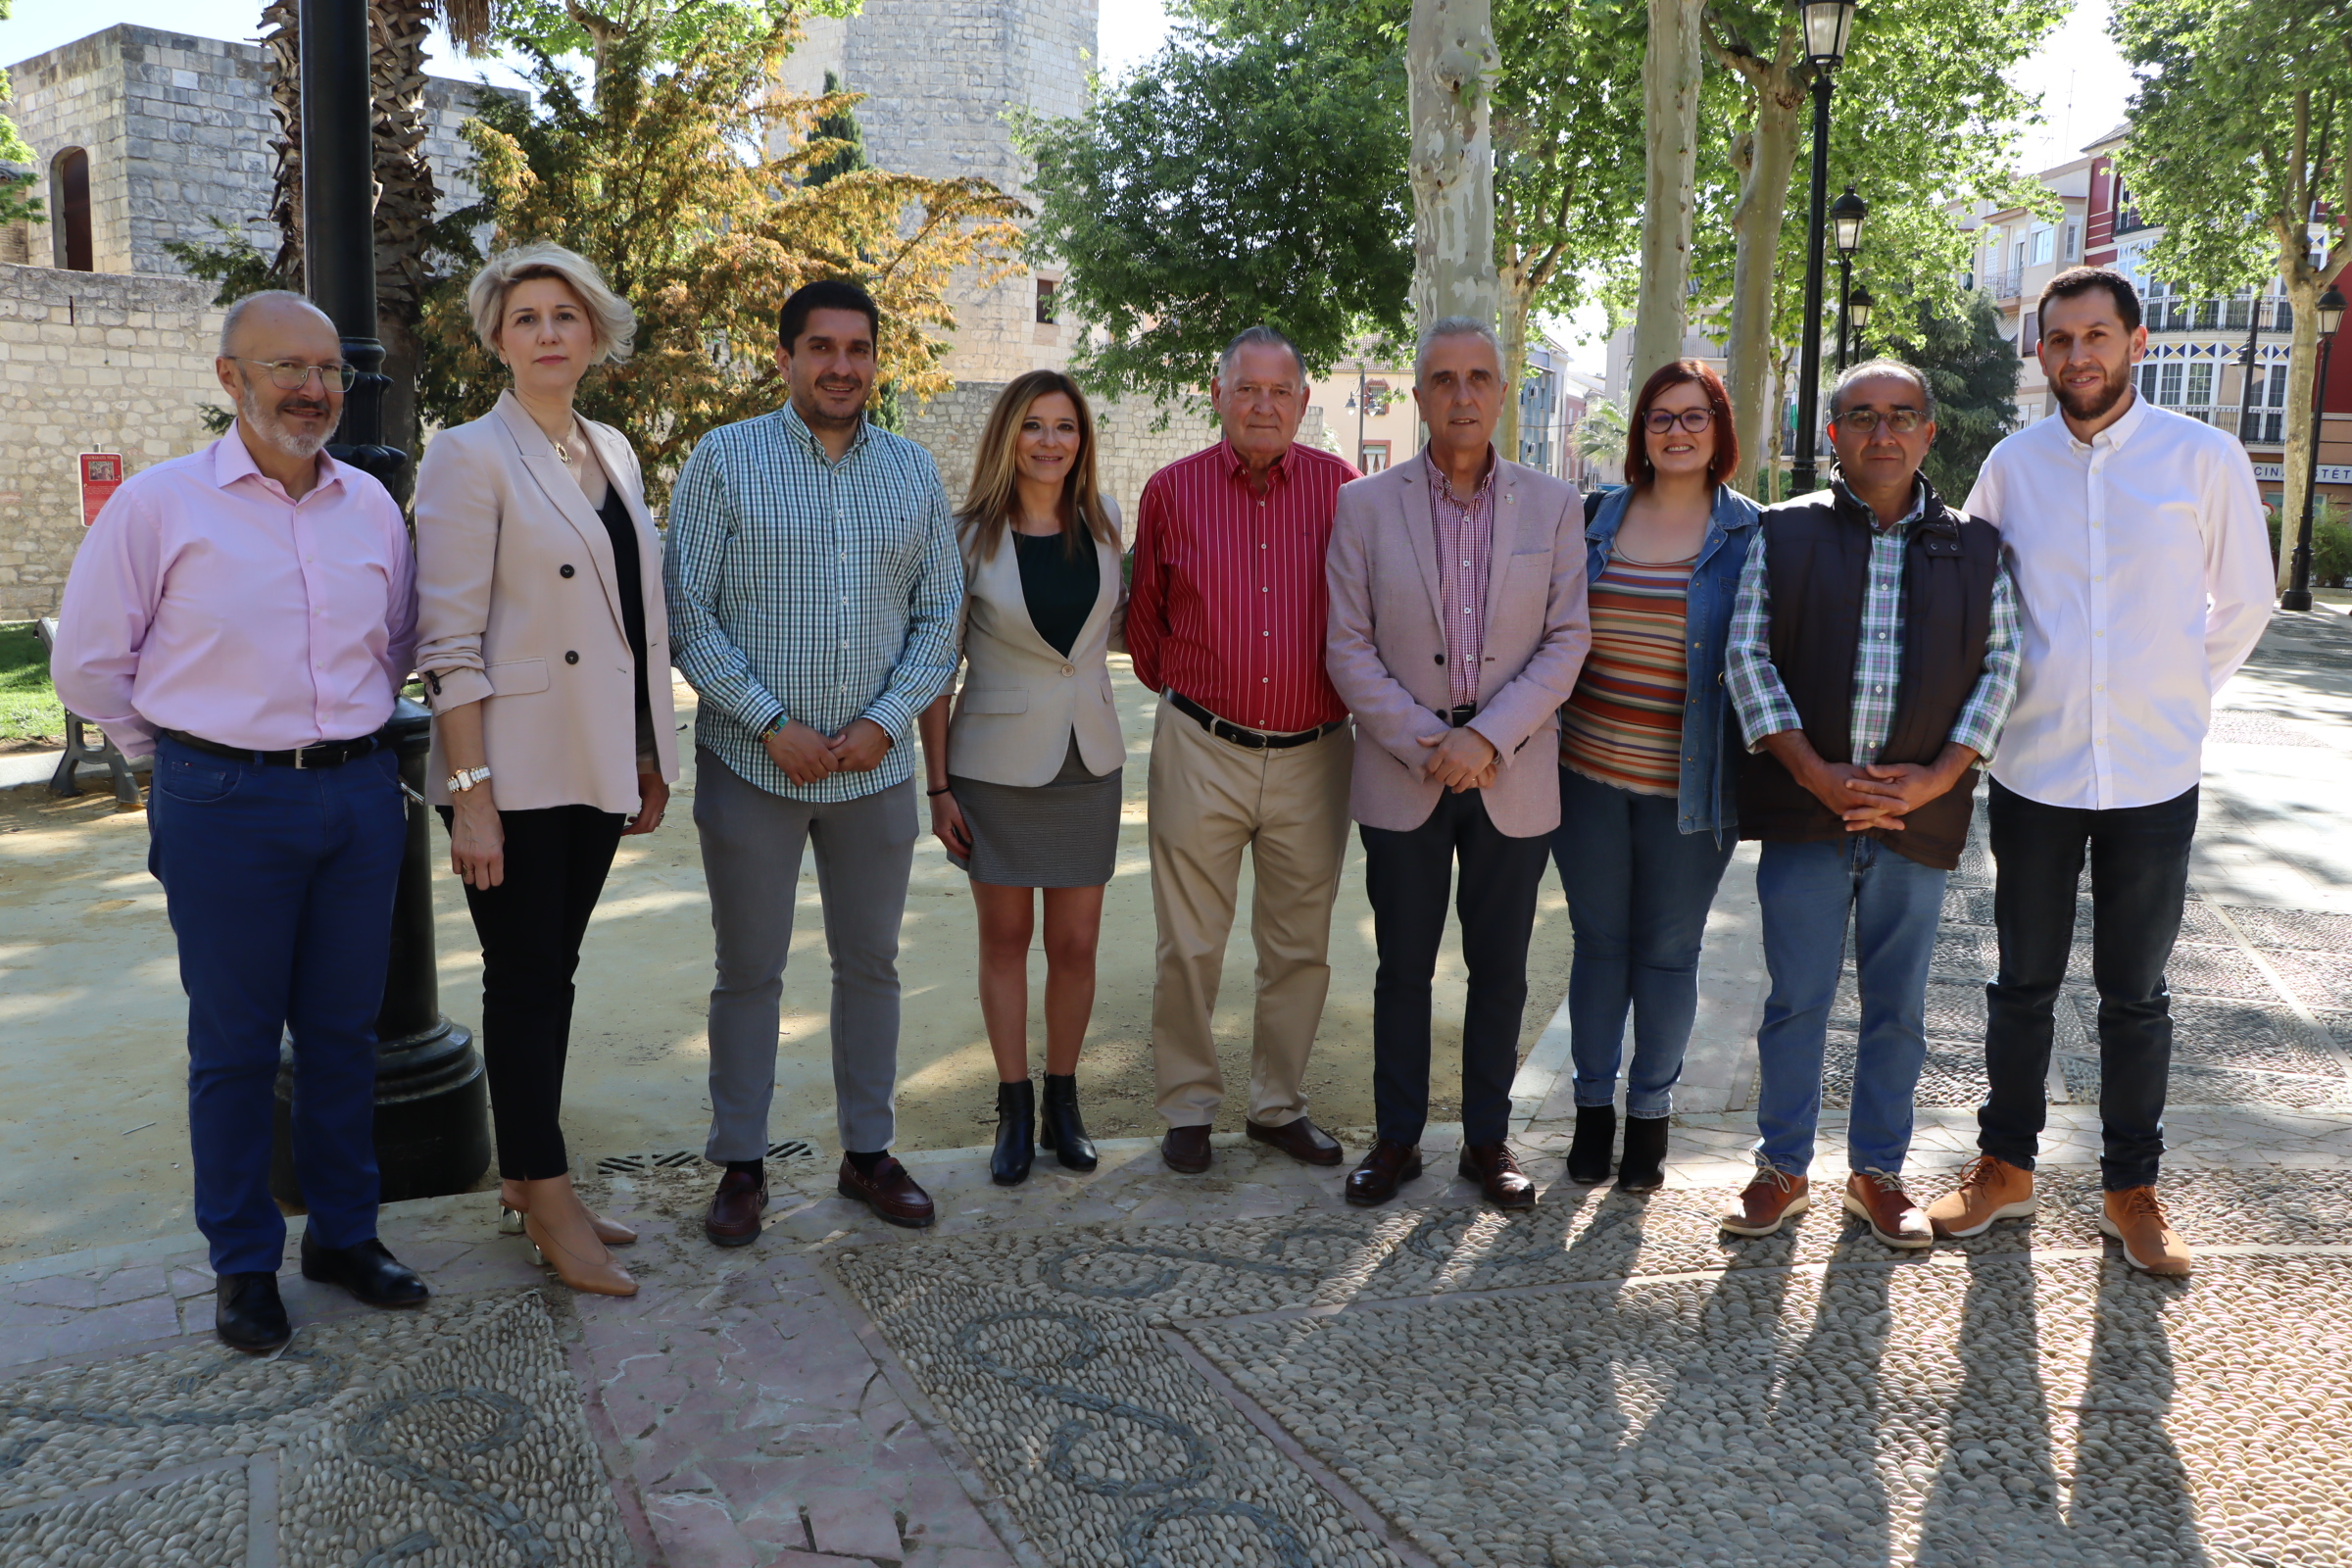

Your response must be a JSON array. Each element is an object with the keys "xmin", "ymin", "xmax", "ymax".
[
  {"xmin": 1753, "ymin": 835, "xmax": 1948, "ymax": 1175},
  {"xmin": 1550, "ymin": 766, "xmax": 1737, "ymax": 1117},
  {"xmin": 148, "ymin": 737, "xmax": 406, "ymax": 1274}
]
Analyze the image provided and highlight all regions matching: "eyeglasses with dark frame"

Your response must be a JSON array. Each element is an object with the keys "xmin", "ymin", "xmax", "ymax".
[
  {"xmin": 1642, "ymin": 407, "xmax": 1715, "ymax": 434},
  {"xmin": 233, "ymin": 358, "xmax": 360, "ymax": 392},
  {"xmin": 1831, "ymin": 407, "xmax": 1928, "ymax": 435}
]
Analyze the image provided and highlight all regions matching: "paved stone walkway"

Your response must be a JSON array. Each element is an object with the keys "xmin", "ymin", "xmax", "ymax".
[{"xmin": 4, "ymin": 609, "xmax": 2350, "ymax": 1567}]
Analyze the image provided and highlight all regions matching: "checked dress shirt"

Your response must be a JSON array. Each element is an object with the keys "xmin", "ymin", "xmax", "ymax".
[
  {"xmin": 1726, "ymin": 472, "xmax": 2021, "ymax": 764},
  {"xmin": 663, "ymin": 402, "xmax": 963, "ymax": 803}
]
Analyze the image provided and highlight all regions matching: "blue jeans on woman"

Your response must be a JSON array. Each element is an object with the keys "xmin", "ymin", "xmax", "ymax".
[{"xmin": 1550, "ymin": 765, "xmax": 1738, "ymax": 1118}]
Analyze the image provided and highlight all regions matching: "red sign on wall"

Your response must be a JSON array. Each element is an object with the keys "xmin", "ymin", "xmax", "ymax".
[{"xmin": 78, "ymin": 453, "xmax": 123, "ymax": 527}]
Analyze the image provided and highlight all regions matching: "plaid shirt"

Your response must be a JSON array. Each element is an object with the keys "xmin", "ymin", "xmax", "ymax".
[
  {"xmin": 662, "ymin": 402, "xmax": 963, "ymax": 802},
  {"xmin": 1428, "ymin": 449, "xmax": 1496, "ymax": 710},
  {"xmin": 1727, "ymin": 473, "xmax": 2020, "ymax": 765}
]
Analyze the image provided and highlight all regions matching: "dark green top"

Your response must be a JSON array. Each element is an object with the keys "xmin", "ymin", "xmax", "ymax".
[{"xmin": 1014, "ymin": 529, "xmax": 1100, "ymax": 659}]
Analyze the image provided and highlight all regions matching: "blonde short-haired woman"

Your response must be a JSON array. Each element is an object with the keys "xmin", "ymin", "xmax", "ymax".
[
  {"xmin": 917, "ymin": 370, "xmax": 1125, "ymax": 1186},
  {"xmin": 413, "ymin": 242, "xmax": 677, "ymax": 1296}
]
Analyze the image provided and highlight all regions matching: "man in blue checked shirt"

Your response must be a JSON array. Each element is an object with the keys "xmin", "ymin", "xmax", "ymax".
[
  {"xmin": 663, "ymin": 278, "xmax": 963, "ymax": 1241},
  {"xmin": 1717, "ymin": 359, "xmax": 2020, "ymax": 1251}
]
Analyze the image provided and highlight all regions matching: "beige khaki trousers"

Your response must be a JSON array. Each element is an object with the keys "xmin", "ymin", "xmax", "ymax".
[{"xmin": 1146, "ymin": 699, "xmax": 1353, "ymax": 1128}]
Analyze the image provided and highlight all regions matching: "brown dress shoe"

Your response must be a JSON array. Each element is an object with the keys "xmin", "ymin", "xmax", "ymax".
[
  {"xmin": 1345, "ymin": 1139, "xmax": 1423, "ymax": 1205},
  {"xmin": 2100, "ymin": 1186, "xmax": 2191, "ymax": 1276},
  {"xmin": 837, "ymin": 1154, "xmax": 936, "ymax": 1229},
  {"xmin": 1162, "ymin": 1124, "xmax": 1212, "ymax": 1174},
  {"xmin": 1245, "ymin": 1115, "xmax": 1344, "ymax": 1166},
  {"xmin": 1720, "ymin": 1167, "xmax": 1809, "ymax": 1237},
  {"xmin": 1841, "ymin": 1169, "xmax": 1933, "ymax": 1249},
  {"xmin": 1459, "ymin": 1142, "xmax": 1537, "ymax": 1210},
  {"xmin": 704, "ymin": 1166, "xmax": 767, "ymax": 1249}
]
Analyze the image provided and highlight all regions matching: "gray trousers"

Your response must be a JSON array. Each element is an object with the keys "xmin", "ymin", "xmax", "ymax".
[{"xmin": 693, "ymin": 747, "xmax": 917, "ymax": 1157}]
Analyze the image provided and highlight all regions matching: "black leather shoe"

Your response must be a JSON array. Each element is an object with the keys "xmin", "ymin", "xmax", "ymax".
[
  {"xmin": 1345, "ymin": 1140, "xmax": 1423, "ymax": 1206},
  {"xmin": 992, "ymin": 1079, "xmax": 1036, "ymax": 1186},
  {"xmin": 298, "ymin": 1234, "xmax": 429, "ymax": 1308},
  {"xmin": 1565, "ymin": 1104, "xmax": 1617, "ymax": 1185},
  {"xmin": 1162, "ymin": 1124, "xmax": 1212, "ymax": 1174},
  {"xmin": 1245, "ymin": 1115, "xmax": 1344, "ymax": 1166},
  {"xmin": 1460, "ymin": 1142, "xmax": 1538, "ymax": 1210},
  {"xmin": 1617, "ymin": 1114, "xmax": 1670, "ymax": 1194},
  {"xmin": 215, "ymin": 1271, "xmax": 290, "ymax": 1352},
  {"xmin": 1040, "ymin": 1073, "xmax": 1098, "ymax": 1171}
]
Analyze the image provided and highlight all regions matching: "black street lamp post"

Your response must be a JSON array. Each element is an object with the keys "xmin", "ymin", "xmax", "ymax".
[
  {"xmin": 1790, "ymin": 0, "xmax": 1859, "ymax": 495},
  {"xmin": 1846, "ymin": 284, "xmax": 1875, "ymax": 368},
  {"xmin": 270, "ymin": 0, "xmax": 491, "ymax": 1206},
  {"xmin": 2282, "ymin": 281, "xmax": 2348, "ymax": 612},
  {"xmin": 1831, "ymin": 186, "xmax": 1867, "ymax": 373}
]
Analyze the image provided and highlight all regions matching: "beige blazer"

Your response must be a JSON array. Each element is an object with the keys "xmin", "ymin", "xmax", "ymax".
[
  {"xmin": 946, "ymin": 503, "xmax": 1127, "ymax": 787},
  {"xmin": 1324, "ymin": 451, "xmax": 1590, "ymax": 838},
  {"xmin": 413, "ymin": 391, "xmax": 679, "ymax": 813}
]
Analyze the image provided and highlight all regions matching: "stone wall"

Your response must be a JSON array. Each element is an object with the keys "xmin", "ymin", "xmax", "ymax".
[{"xmin": 0, "ymin": 263, "xmax": 225, "ymax": 621}]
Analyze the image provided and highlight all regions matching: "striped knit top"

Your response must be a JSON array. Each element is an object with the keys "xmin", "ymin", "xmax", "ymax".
[{"xmin": 1559, "ymin": 546, "xmax": 1697, "ymax": 797}]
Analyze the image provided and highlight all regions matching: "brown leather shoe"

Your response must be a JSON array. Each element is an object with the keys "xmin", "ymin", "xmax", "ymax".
[
  {"xmin": 837, "ymin": 1154, "xmax": 936, "ymax": 1229},
  {"xmin": 703, "ymin": 1166, "xmax": 767, "ymax": 1249},
  {"xmin": 1841, "ymin": 1169, "xmax": 1933, "ymax": 1249},
  {"xmin": 1924, "ymin": 1154, "xmax": 2037, "ymax": 1239},
  {"xmin": 2100, "ymin": 1186, "xmax": 2191, "ymax": 1276},
  {"xmin": 1720, "ymin": 1167, "xmax": 1809, "ymax": 1237},
  {"xmin": 1345, "ymin": 1139, "xmax": 1423, "ymax": 1205},
  {"xmin": 1162, "ymin": 1124, "xmax": 1212, "ymax": 1174},
  {"xmin": 1459, "ymin": 1142, "xmax": 1537, "ymax": 1210},
  {"xmin": 1245, "ymin": 1115, "xmax": 1344, "ymax": 1166}
]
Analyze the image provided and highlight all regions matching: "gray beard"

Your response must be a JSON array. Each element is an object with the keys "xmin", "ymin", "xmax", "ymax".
[{"xmin": 238, "ymin": 383, "xmax": 338, "ymax": 461}]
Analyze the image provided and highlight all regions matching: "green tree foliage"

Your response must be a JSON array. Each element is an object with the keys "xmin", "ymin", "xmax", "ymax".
[
  {"xmin": 807, "ymin": 68, "xmax": 868, "ymax": 184},
  {"xmin": 161, "ymin": 220, "xmax": 276, "ymax": 306},
  {"xmin": 0, "ymin": 0, "xmax": 47, "ymax": 228},
  {"xmin": 1879, "ymin": 289, "xmax": 2021, "ymax": 502},
  {"xmin": 416, "ymin": 9, "xmax": 1022, "ymax": 503},
  {"xmin": 1018, "ymin": 15, "xmax": 1415, "ymax": 408}
]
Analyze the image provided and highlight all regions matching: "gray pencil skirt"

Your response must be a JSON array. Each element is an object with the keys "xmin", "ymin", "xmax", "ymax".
[{"xmin": 947, "ymin": 734, "xmax": 1122, "ymax": 888}]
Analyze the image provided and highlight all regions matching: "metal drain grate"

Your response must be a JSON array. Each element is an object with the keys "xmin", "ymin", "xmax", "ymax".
[{"xmin": 593, "ymin": 1140, "xmax": 817, "ymax": 1176}]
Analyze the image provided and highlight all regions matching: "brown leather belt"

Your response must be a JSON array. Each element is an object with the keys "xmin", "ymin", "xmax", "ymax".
[{"xmin": 1166, "ymin": 690, "xmax": 1345, "ymax": 751}]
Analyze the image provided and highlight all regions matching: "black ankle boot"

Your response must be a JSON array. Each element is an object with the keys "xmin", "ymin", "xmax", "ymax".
[
  {"xmin": 1039, "ymin": 1073, "xmax": 1099, "ymax": 1171},
  {"xmin": 1617, "ymin": 1114, "xmax": 1670, "ymax": 1194},
  {"xmin": 990, "ymin": 1079, "xmax": 1036, "ymax": 1186},
  {"xmin": 1565, "ymin": 1104, "xmax": 1617, "ymax": 1185}
]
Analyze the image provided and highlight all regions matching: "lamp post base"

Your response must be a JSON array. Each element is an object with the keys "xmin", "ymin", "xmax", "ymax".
[
  {"xmin": 2280, "ymin": 588, "xmax": 2315, "ymax": 611},
  {"xmin": 269, "ymin": 1016, "xmax": 493, "ymax": 1208}
]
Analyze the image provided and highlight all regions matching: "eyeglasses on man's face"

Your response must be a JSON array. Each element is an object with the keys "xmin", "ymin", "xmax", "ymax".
[
  {"xmin": 235, "ymin": 358, "xmax": 360, "ymax": 392},
  {"xmin": 1833, "ymin": 407, "xmax": 1927, "ymax": 435},
  {"xmin": 1642, "ymin": 407, "xmax": 1714, "ymax": 434}
]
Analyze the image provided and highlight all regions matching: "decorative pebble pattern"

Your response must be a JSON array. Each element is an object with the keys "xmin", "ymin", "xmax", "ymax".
[{"xmin": 0, "ymin": 1466, "xmax": 248, "ymax": 1567}]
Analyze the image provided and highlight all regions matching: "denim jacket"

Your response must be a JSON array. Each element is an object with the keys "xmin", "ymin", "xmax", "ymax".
[{"xmin": 1580, "ymin": 482, "xmax": 1761, "ymax": 835}]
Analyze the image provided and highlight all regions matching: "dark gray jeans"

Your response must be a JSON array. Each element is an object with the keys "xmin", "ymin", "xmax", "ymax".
[{"xmin": 694, "ymin": 747, "xmax": 917, "ymax": 1158}]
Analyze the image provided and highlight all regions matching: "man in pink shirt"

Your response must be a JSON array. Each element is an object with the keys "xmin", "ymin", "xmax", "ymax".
[{"xmin": 51, "ymin": 291, "xmax": 431, "ymax": 1351}]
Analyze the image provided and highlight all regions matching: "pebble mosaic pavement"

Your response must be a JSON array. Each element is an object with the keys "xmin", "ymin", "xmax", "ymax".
[{"xmin": 4, "ymin": 609, "xmax": 2352, "ymax": 1567}]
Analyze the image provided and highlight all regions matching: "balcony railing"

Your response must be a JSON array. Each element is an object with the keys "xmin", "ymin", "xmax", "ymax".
[
  {"xmin": 2179, "ymin": 406, "xmax": 2288, "ymax": 445},
  {"xmin": 1976, "ymin": 268, "xmax": 2024, "ymax": 301},
  {"xmin": 2147, "ymin": 296, "xmax": 2293, "ymax": 335}
]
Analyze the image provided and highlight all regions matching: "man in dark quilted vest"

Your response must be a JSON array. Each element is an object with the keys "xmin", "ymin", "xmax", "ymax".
[{"xmin": 1717, "ymin": 360, "xmax": 2020, "ymax": 1248}]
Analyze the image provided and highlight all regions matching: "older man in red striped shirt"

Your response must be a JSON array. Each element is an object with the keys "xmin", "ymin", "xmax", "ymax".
[{"xmin": 1129, "ymin": 325, "xmax": 1360, "ymax": 1175}]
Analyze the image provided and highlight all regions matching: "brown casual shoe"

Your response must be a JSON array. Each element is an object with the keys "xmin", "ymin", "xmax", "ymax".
[
  {"xmin": 837, "ymin": 1155, "xmax": 936, "ymax": 1230},
  {"xmin": 703, "ymin": 1166, "xmax": 767, "ymax": 1248},
  {"xmin": 1245, "ymin": 1115, "xmax": 1344, "ymax": 1166},
  {"xmin": 1459, "ymin": 1143, "xmax": 1537, "ymax": 1211},
  {"xmin": 1924, "ymin": 1154, "xmax": 2037, "ymax": 1239},
  {"xmin": 1161, "ymin": 1124, "xmax": 1212, "ymax": 1174},
  {"xmin": 1720, "ymin": 1167, "xmax": 1809, "ymax": 1237},
  {"xmin": 1841, "ymin": 1169, "xmax": 1933, "ymax": 1250},
  {"xmin": 2100, "ymin": 1186, "xmax": 2191, "ymax": 1276},
  {"xmin": 1345, "ymin": 1140, "xmax": 1423, "ymax": 1206}
]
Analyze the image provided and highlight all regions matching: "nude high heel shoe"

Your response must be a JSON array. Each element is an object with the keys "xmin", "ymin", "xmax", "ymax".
[
  {"xmin": 499, "ymin": 1179, "xmax": 638, "ymax": 1245},
  {"xmin": 522, "ymin": 1210, "xmax": 639, "ymax": 1298}
]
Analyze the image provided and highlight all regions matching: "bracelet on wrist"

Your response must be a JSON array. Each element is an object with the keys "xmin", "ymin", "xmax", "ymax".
[{"xmin": 926, "ymin": 785, "xmax": 953, "ymax": 798}]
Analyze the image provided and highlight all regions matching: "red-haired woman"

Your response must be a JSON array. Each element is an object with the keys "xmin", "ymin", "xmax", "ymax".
[{"xmin": 1554, "ymin": 359, "xmax": 1759, "ymax": 1193}]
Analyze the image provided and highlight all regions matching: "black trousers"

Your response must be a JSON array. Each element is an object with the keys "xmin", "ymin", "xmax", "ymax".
[
  {"xmin": 1362, "ymin": 789, "xmax": 1552, "ymax": 1147},
  {"xmin": 1979, "ymin": 777, "xmax": 2198, "ymax": 1191},
  {"xmin": 440, "ymin": 804, "xmax": 626, "ymax": 1180}
]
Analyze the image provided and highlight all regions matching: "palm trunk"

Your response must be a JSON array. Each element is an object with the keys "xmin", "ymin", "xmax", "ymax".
[
  {"xmin": 1406, "ymin": 0, "xmax": 1500, "ymax": 335},
  {"xmin": 1630, "ymin": 0, "xmax": 1704, "ymax": 390},
  {"xmin": 1722, "ymin": 68, "xmax": 1804, "ymax": 498}
]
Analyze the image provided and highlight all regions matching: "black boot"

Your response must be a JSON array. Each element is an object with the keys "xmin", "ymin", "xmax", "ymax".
[
  {"xmin": 990, "ymin": 1079, "xmax": 1036, "ymax": 1186},
  {"xmin": 1039, "ymin": 1073, "xmax": 1099, "ymax": 1171},
  {"xmin": 1617, "ymin": 1114, "xmax": 1670, "ymax": 1194},
  {"xmin": 1565, "ymin": 1104, "xmax": 1617, "ymax": 1186}
]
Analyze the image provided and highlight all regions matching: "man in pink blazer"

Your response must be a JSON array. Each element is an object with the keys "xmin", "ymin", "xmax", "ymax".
[{"xmin": 1325, "ymin": 317, "xmax": 1592, "ymax": 1210}]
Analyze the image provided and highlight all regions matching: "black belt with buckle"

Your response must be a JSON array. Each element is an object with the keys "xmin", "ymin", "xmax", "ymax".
[
  {"xmin": 160, "ymin": 727, "xmax": 388, "ymax": 768},
  {"xmin": 1446, "ymin": 704, "xmax": 1478, "ymax": 727},
  {"xmin": 1167, "ymin": 690, "xmax": 1345, "ymax": 751}
]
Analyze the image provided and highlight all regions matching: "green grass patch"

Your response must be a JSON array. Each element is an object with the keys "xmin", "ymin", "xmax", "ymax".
[{"xmin": 0, "ymin": 620, "xmax": 66, "ymax": 743}]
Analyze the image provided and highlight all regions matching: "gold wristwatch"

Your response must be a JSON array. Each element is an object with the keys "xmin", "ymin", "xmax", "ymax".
[{"xmin": 447, "ymin": 765, "xmax": 493, "ymax": 795}]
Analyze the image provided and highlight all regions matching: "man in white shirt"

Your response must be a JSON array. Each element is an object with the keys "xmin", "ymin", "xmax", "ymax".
[{"xmin": 1926, "ymin": 266, "xmax": 2274, "ymax": 1276}]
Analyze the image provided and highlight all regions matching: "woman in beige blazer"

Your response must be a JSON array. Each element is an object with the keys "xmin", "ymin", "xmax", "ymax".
[
  {"xmin": 916, "ymin": 370, "xmax": 1125, "ymax": 1187},
  {"xmin": 413, "ymin": 242, "xmax": 678, "ymax": 1298}
]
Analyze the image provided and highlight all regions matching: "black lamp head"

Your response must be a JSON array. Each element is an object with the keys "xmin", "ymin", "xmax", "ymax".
[
  {"xmin": 1799, "ymin": 0, "xmax": 1858, "ymax": 68},
  {"xmin": 1830, "ymin": 186, "xmax": 1868, "ymax": 257}
]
